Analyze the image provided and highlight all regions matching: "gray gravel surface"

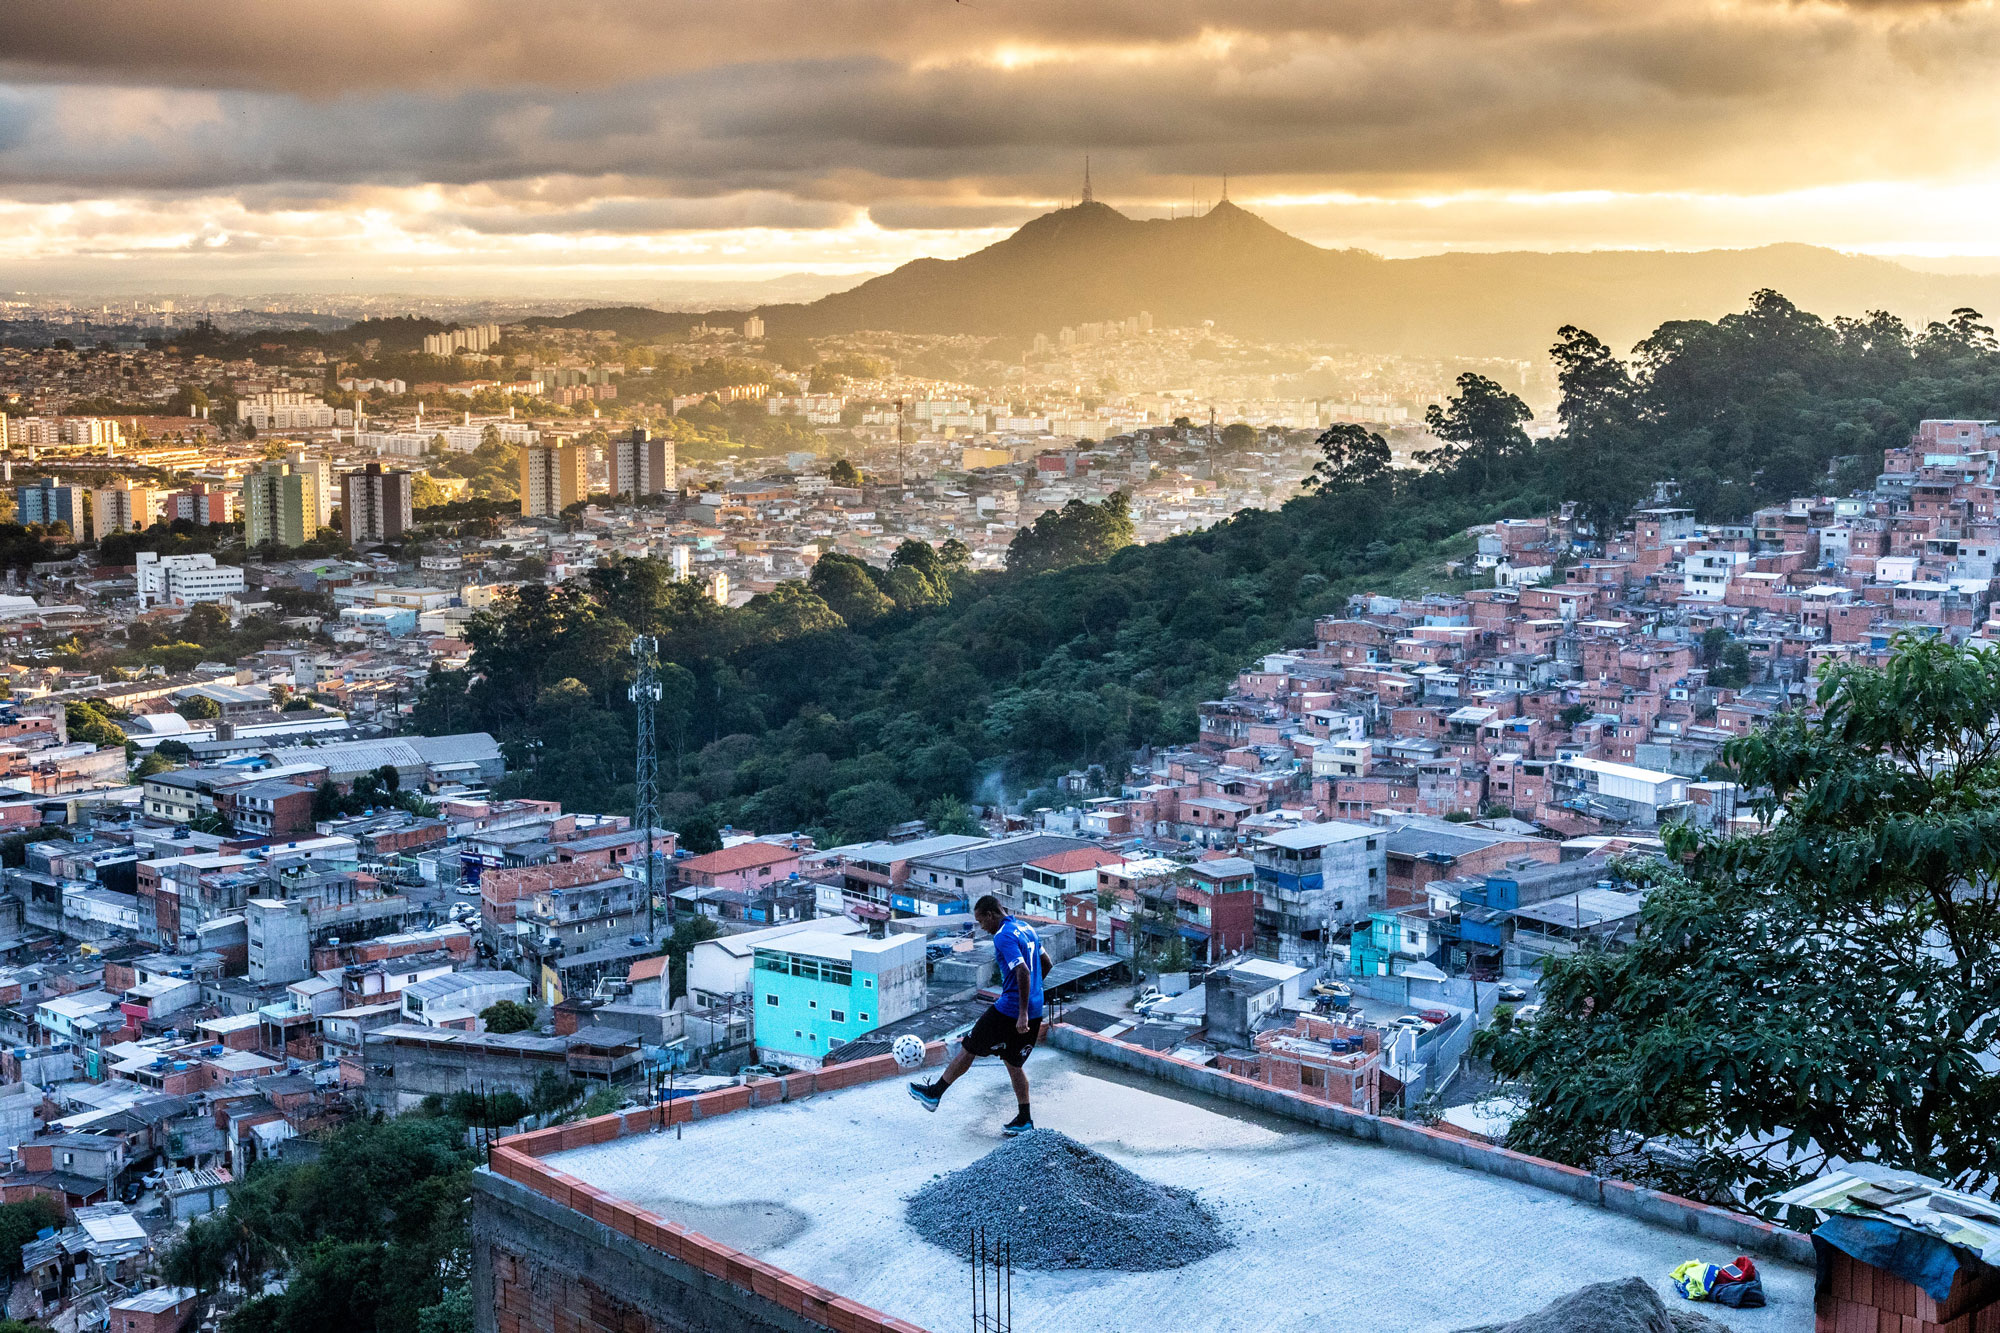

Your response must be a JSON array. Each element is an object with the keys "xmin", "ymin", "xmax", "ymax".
[
  {"xmin": 1451, "ymin": 1277, "xmax": 1732, "ymax": 1333},
  {"xmin": 903, "ymin": 1129, "xmax": 1230, "ymax": 1272}
]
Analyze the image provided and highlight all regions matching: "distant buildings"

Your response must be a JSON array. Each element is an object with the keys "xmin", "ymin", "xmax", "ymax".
[
  {"xmin": 241, "ymin": 460, "xmax": 319, "ymax": 547},
  {"xmin": 340, "ymin": 463, "xmax": 414, "ymax": 545},
  {"xmin": 608, "ymin": 426, "xmax": 674, "ymax": 501},
  {"xmin": 421, "ymin": 323, "xmax": 501, "ymax": 356},
  {"xmin": 237, "ymin": 392, "xmax": 336, "ymax": 432},
  {"xmin": 282, "ymin": 447, "xmax": 334, "ymax": 525},
  {"xmin": 133, "ymin": 552, "xmax": 245, "ymax": 608},
  {"xmin": 16, "ymin": 477, "xmax": 86, "ymax": 532},
  {"xmin": 168, "ymin": 483, "xmax": 235, "ymax": 526},
  {"xmin": 518, "ymin": 440, "xmax": 586, "ymax": 518},
  {"xmin": 91, "ymin": 480, "xmax": 159, "ymax": 536}
]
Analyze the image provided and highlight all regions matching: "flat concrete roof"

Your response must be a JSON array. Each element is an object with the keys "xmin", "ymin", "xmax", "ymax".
[{"xmin": 544, "ymin": 1050, "xmax": 1809, "ymax": 1332}]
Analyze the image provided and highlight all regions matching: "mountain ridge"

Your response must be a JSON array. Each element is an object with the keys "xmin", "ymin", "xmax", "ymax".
[
  {"xmin": 539, "ymin": 203, "xmax": 2000, "ymax": 361},
  {"xmin": 753, "ymin": 204, "xmax": 2000, "ymax": 359}
]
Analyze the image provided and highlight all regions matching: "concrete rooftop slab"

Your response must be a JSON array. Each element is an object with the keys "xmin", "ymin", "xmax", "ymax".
[{"xmin": 550, "ymin": 1051, "xmax": 1813, "ymax": 1332}]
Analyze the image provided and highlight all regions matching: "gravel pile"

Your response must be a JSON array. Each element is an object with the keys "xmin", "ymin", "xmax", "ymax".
[
  {"xmin": 1451, "ymin": 1277, "xmax": 1732, "ymax": 1333},
  {"xmin": 904, "ymin": 1129, "xmax": 1229, "ymax": 1272}
]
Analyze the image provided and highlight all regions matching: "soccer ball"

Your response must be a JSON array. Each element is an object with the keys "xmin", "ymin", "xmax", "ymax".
[{"xmin": 891, "ymin": 1033, "xmax": 926, "ymax": 1070}]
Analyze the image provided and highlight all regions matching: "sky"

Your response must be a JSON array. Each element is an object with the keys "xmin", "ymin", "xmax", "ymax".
[{"xmin": 9, "ymin": 0, "xmax": 2000, "ymax": 295}]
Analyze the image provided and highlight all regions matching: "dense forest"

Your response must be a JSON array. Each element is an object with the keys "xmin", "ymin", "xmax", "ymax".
[{"xmin": 409, "ymin": 292, "xmax": 2000, "ymax": 845}]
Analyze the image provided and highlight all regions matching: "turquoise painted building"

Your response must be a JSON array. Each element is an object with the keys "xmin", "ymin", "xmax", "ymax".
[{"xmin": 752, "ymin": 931, "xmax": 927, "ymax": 1069}]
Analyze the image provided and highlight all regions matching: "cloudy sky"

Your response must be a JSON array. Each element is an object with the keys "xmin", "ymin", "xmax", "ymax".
[{"xmin": 8, "ymin": 0, "xmax": 2000, "ymax": 293}]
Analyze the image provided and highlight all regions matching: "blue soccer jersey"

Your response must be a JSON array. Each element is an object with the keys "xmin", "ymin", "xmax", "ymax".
[{"xmin": 991, "ymin": 916, "xmax": 1044, "ymax": 1018}]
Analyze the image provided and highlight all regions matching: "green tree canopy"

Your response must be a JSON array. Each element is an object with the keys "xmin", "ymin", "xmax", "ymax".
[
  {"xmin": 1005, "ymin": 493, "xmax": 1134, "ymax": 575},
  {"xmin": 65, "ymin": 701, "xmax": 126, "ymax": 747},
  {"xmin": 480, "ymin": 999, "xmax": 536, "ymax": 1034},
  {"xmin": 1420, "ymin": 372, "xmax": 1533, "ymax": 494},
  {"xmin": 807, "ymin": 554, "xmax": 892, "ymax": 625},
  {"xmin": 1309, "ymin": 423, "xmax": 1392, "ymax": 496}
]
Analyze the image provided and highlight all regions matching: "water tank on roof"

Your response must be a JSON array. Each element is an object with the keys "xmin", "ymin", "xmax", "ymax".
[
  {"xmin": 172, "ymin": 1062, "xmax": 188, "ymax": 1072},
  {"xmin": 208, "ymin": 1044, "xmax": 224, "ymax": 1056}
]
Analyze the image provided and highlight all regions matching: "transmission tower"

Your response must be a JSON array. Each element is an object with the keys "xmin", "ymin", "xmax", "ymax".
[{"xmin": 630, "ymin": 635, "xmax": 667, "ymax": 938}]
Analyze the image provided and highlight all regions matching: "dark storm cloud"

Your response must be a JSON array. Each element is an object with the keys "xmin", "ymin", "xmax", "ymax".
[{"xmin": 0, "ymin": 0, "xmax": 1996, "ymax": 241}]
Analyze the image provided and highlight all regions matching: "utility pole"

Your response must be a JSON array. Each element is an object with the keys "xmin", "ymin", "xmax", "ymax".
[{"xmin": 630, "ymin": 635, "xmax": 667, "ymax": 939}]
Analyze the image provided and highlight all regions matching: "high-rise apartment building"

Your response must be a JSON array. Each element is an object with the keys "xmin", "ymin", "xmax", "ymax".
[
  {"xmin": 608, "ymin": 426, "xmax": 675, "ymax": 501},
  {"xmin": 15, "ymin": 478, "xmax": 87, "ymax": 533},
  {"xmin": 283, "ymin": 447, "xmax": 335, "ymax": 525},
  {"xmin": 241, "ymin": 461, "xmax": 319, "ymax": 548},
  {"xmin": 92, "ymin": 481, "xmax": 160, "ymax": 536},
  {"xmin": 518, "ymin": 441, "xmax": 586, "ymax": 518},
  {"xmin": 341, "ymin": 463, "xmax": 414, "ymax": 545},
  {"xmin": 170, "ymin": 484, "xmax": 235, "ymax": 526}
]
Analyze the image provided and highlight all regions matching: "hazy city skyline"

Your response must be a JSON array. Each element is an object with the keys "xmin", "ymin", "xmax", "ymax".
[{"xmin": 10, "ymin": 1, "xmax": 2000, "ymax": 292}]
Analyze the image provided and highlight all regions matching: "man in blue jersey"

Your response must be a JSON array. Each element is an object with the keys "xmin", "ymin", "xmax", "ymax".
[{"xmin": 909, "ymin": 895, "xmax": 1044, "ymax": 1135}]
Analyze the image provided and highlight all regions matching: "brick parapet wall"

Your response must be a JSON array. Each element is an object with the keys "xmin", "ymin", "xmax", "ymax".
[{"xmin": 483, "ymin": 1046, "xmax": 942, "ymax": 1333}]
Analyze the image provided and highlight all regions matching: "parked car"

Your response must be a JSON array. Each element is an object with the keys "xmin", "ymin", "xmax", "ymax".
[
  {"xmin": 1514, "ymin": 1004, "xmax": 1543, "ymax": 1026},
  {"xmin": 1132, "ymin": 986, "xmax": 1165, "ymax": 1012},
  {"xmin": 1390, "ymin": 1014, "xmax": 1432, "ymax": 1032},
  {"xmin": 1415, "ymin": 1007, "xmax": 1452, "ymax": 1025},
  {"xmin": 1496, "ymin": 982, "xmax": 1529, "ymax": 1003},
  {"xmin": 1310, "ymin": 980, "xmax": 1352, "ymax": 1000}
]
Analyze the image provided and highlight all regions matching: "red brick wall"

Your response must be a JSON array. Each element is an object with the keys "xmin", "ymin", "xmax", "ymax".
[
  {"xmin": 487, "ymin": 1054, "xmax": 940, "ymax": 1333},
  {"xmin": 110, "ymin": 1293, "xmax": 195, "ymax": 1333},
  {"xmin": 1818, "ymin": 1244, "xmax": 2000, "ymax": 1333}
]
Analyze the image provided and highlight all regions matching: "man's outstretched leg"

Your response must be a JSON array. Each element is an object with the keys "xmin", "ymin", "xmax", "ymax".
[{"xmin": 908, "ymin": 1045, "xmax": 973, "ymax": 1112}]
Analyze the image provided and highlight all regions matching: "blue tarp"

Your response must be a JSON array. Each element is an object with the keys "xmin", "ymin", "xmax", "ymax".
[{"xmin": 1816, "ymin": 1214, "xmax": 1965, "ymax": 1302}]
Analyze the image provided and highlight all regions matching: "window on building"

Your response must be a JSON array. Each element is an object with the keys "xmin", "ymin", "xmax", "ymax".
[
  {"xmin": 794, "ymin": 1029, "xmax": 802, "ymax": 1038},
  {"xmin": 858, "ymin": 1012, "xmax": 868, "ymax": 1022},
  {"xmin": 807, "ymin": 1000, "xmax": 816, "ymax": 1009},
  {"xmin": 1301, "ymin": 1066, "xmax": 1325, "ymax": 1089},
  {"xmin": 863, "ymin": 978, "xmax": 873, "ymax": 988},
  {"xmin": 831, "ymin": 1009, "xmax": 845, "ymax": 1022},
  {"xmin": 765, "ymin": 994, "xmax": 778, "ymax": 1006}
]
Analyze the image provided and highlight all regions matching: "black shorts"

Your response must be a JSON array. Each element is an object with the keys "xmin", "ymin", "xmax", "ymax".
[{"xmin": 963, "ymin": 1004, "xmax": 1042, "ymax": 1068}]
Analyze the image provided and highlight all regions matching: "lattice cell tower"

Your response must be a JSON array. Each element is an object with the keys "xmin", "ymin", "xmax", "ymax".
[{"xmin": 629, "ymin": 634, "xmax": 666, "ymax": 937}]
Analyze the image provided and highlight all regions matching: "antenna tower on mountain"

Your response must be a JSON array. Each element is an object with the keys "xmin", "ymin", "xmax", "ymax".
[{"xmin": 1082, "ymin": 155, "xmax": 1093, "ymax": 205}]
